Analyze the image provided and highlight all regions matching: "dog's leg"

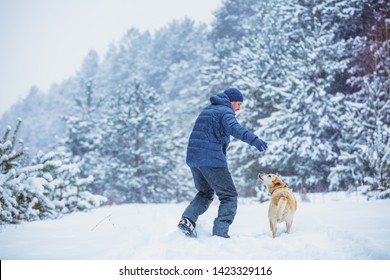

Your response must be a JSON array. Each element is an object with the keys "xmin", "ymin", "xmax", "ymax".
[
  {"xmin": 269, "ymin": 219, "xmax": 277, "ymax": 238},
  {"xmin": 285, "ymin": 216, "xmax": 293, "ymax": 234}
]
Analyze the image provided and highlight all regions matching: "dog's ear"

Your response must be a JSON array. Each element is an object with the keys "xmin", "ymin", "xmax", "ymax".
[
  {"xmin": 273, "ymin": 181, "xmax": 284, "ymax": 188},
  {"xmin": 272, "ymin": 178, "xmax": 286, "ymax": 189}
]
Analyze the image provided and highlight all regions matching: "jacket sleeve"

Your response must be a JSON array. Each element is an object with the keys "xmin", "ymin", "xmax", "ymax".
[{"xmin": 222, "ymin": 112, "xmax": 258, "ymax": 145}]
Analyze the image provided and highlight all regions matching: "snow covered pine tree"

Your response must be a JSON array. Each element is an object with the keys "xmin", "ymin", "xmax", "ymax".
[{"xmin": 0, "ymin": 119, "xmax": 106, "ymax": 224}]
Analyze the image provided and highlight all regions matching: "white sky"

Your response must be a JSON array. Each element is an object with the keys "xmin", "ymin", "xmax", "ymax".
[{"xmin": 0, "ymin": 0, "xmax": 221, "ymax": 116}]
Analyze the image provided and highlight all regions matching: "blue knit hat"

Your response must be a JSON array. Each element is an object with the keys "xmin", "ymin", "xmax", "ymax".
[{"xmin": 224, "ymin": 88, "xmax": 244, "ymax": 102}]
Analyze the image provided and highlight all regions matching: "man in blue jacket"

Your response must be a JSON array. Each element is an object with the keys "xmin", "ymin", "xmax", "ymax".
[{"xmin": 178, "ymin": 88, "xmax": 268, "ymax": 238}]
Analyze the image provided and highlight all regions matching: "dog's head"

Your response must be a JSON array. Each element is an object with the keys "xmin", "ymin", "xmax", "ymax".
[{"xmin": 258, "ymin": 172, "xmax": 287, "ymax": 194}]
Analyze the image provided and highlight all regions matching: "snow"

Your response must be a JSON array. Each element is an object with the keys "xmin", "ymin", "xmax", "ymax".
[{"xmin": 1, "ymin": 191, "xmax": 389, "ymax": 260}]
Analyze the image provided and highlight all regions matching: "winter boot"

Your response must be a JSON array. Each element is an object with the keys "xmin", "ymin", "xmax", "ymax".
[
  {"xmin": 213, "ymin": 232, "xmax": 230, "ymax": 238},
  {"xmin": 178, "ymin": 218, "xmax": 197, "ymax": 238}
]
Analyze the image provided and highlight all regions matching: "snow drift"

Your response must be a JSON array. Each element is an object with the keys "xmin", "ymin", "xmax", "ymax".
[{"xmin": 1, "ymin": 192, "xmax": 389, "ymax": 260}]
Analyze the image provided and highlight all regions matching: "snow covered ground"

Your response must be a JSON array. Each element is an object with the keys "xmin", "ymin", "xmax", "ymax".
[{"xmin": 1, "ymin": 191, "xmax": 389, "ymax": 260}]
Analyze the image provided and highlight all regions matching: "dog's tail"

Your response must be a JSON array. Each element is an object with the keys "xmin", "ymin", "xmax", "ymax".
[{"xmin": 276, "ymin": 197, "xmax": 288, "ymax": 222}]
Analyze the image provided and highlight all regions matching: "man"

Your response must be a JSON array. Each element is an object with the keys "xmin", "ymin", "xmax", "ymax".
[{"xmin": 178, "ymin": 88, "xmax": 268, "ymax": 238}]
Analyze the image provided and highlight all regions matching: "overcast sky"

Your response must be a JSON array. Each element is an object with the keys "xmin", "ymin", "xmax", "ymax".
[{"xmin": 0, "ymin": 0, "xmax": 221, "ymax": 116}]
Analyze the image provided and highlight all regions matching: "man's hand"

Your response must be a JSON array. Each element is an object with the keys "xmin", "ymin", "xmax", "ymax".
[{"xmin": 253, "ymin": 138, "xmax": 268, "ymax": 152}]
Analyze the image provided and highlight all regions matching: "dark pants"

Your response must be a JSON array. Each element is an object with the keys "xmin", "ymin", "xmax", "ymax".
[{"xmin": 182, "ymin": 167, "xmax": 238, "ymax": 237}]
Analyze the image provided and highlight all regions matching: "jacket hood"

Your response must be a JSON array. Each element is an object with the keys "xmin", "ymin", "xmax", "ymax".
[{"xmin": 210, "ymin": 93, "xmax": 232, "ymax": 107}]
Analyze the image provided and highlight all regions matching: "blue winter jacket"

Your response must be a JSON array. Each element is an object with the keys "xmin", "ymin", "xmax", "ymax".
[{"xmin": 186, "ymin": 93, "xmax": 259, "ymax": 168}]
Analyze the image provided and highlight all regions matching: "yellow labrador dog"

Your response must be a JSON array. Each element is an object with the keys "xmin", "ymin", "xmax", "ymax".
[{"xmin": 258, "ymin": 172, "xmax": 297, "ymax": 238}]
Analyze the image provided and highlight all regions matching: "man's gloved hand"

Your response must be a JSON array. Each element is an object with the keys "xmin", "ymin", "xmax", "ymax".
[{"xmin": 253, "ymin": 138, "xmax": 268, "ymax": 152}]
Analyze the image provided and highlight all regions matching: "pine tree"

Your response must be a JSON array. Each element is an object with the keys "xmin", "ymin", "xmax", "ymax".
[
  {"xmin": 1, "ymin": 119, "xmax": 106, "ymax": 224},
  {"xmin": 112, "ymin": 28, "xmax": 153, "ymax": 88},
  {"xmin": 220, "ymin": 0, "xmax": 352, "ymax": 193},
  {"xmin": 0, "ymin": 119, "xmax": 58, "ymax": 223},
  {"xmin": 59, "ymin": 49, "xmax": 108, "ymax": 195},
  {"xmin": 154, "ymin": 18, "xmax": 211, "ymax": 129},
  {"xmin": 30, "ymin": 149, "xmax": 106, "ymax": 213},
  {"xmin": 0, "ymin": 119, "xmax": 28, "ymax": 223},
  {"xmin": 0, "ymin": 119, "xmax": 26, "ymax": 172},
  {"xmin": 210, "ymin": 0, "xmax": 259, "ymax": 46},
  {"xmin": 99, "ymin": 80, "xmax": 184, "ymax": 203},
  {"xmin": 226, "ymin": 0, "xmax": 294, "ymax": 196},
  {"xmin": 331, "ymin": 0, "xmax": 390, "ymax": 197},
  {"xmin": 202, "ymin": 0, "xmax": 263, "ymax": 96},
  {"xmin": 262, "ymin": 0, "xmax": 351, "ymax": 191}
]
